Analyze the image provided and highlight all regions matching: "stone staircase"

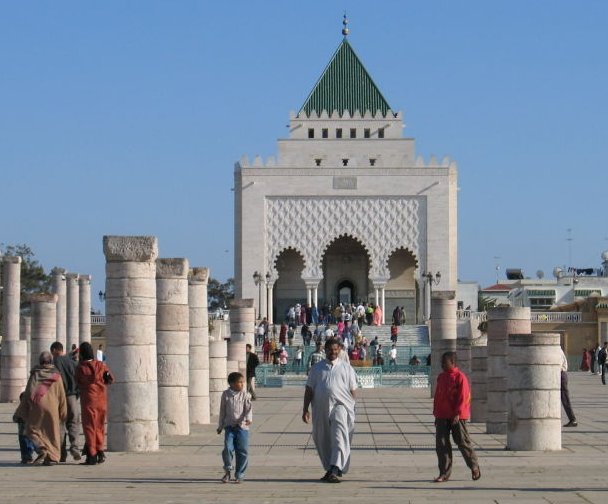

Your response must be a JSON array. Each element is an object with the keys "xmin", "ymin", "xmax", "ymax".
[{"xmin": 357, "ymin": 324, "xmax": 430, "ymax": 347}]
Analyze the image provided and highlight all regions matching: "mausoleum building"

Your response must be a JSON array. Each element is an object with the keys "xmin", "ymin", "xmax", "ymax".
[{"xmin": 234, "ymin": 26, "xmax": 458, "ymax": 324}]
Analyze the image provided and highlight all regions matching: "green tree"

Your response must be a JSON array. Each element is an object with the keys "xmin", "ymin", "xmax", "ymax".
[{"xmin": 207, "ymin": 277, "xmax": 235, "ymax": 310}]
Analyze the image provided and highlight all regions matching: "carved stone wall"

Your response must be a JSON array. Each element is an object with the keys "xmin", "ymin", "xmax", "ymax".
[{"xmin": 265, "ymin": 196, "xmax": 424, "ymax": 280}]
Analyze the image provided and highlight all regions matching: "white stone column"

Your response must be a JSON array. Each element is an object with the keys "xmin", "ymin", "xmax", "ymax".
[
  {"xmin": 79, "ymin": 274, "xmax": 92, "ymax": 344},
  {"xmin": 313, "ymin": 287, "xmax": 318, "ymax": 309},
  {"xmin": 1, "ymin": 256, "xmax": 27, "ymax": 402},
  {"xmin": 228, "ymin": 299, "xmax": 255, "ymax": 374},
  {"xmin": 188, "ymin": 267, "xmax": 210, "ymax": 425},
  {"xmin": 486, "ymin": 306, "xmax": 531, "ymax": 434},
  {"xmin": 156, "ymin": 258, "xmax": 190, "ymax": 436},
  {"xmin": 381, "ymin": 287, "xmax": 386, "ymax": 323},
  {"xmin": 470, "ymin": 343, "xmax": 488, "ymax": 423},
  {"xmin": 456, "ymin": 336, "xmax": 473, "ymax": 378},
  {"xmin": 30, "ymin": 293, "xmax": 58, "ymax": 370},
  {"xmin": 374, "ymin": 287, "xmax": 379, "ymax": 306},
  {"xmin": 65, "ymin": 273, "xmax": 80, "ymax": 352},
  {"xmin": 304, "ymin": 280, "xmax": 317, "ymax": 311},
  {"xmin": 209, "ymin": 339, "xmax": 228, "ymax": 417},
  {"xmin": 20, "ymin": 315, "xmax": 32, "ymax": 374},
  {"xmin": 104, "ymin": 235, "xmax": 159, "ymax": 452},
  {"xmin": 51, "ymin": 267, "xmax": 67, "ymax": 347},
  {"xmin": 429, "ymin": 291, "xmax": 457, "ymax": 396},
  {"xmin": 507, "ymin": 333, "xmax": 562, "ymax": 451},
  {"xmin": 266, "ymin": 283, "xmax": 274, "ymax": 324},
  {"xmin": 259, "ymin": 279, "xmax": 267, "ymax": 325},
  {"xmin": 1, "ymin": 256, "xmax": 21, "ymax": 342}
]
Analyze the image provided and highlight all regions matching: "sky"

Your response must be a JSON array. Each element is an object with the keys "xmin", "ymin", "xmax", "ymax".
[{"xmin": 1, "ymin": 1, "xmax": 607, "ymax": 312}]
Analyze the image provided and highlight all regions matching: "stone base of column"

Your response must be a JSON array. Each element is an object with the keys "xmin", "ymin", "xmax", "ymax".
[
  {"xmin": 107, "ymin": 421, "xmax": 160, "ymax": 453},
  {"xmin": 506, "ymin": 333, "xmax": 562, "ymax": 451},
  {"xmin": 0, "ymin": 340, "xmax": 28, "ymax": 402},
  {"xmin": 107, "ymin": 381, "xmax": 159, "ymax": 452},
  {"xmin": 189, "ymin": 395, "xmax": 211, "ymax": 425},
  {"xmin": 189, "ymin": 368, "xmax": 210, "ymax": 425},
  {"xmin": 486, "ymin": 375, "xmax": 508, "ymax": 434},
  {"xmin": 507, "ymin": 419, "xmax": 562, "ymax": 451},
  {"xmin": 470, "ymin": 345, "xmax": 488, "ymax": 423},
  {"xmin": 209, "ymin": 340, "xmax": 227, "ymax": 417},
  {"xmin": 158, "ymin": 386, "xmax": 189, "ymax": 435}
]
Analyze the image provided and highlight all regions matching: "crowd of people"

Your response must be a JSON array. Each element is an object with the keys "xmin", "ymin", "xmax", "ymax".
[
  {"xmin": 255, "ymin": 314, "xmax": 429, "ymax": 375},
  {"xmin": 13, "ymin": 341, "xmax": 114, "ymax": 466},
  {"xmin": 282, "ymin": 301, "xmax": 386, "ymax": 329},
  {"xmin": 580, "ymin": 342, "xmax": 608, "ymax": 384}
]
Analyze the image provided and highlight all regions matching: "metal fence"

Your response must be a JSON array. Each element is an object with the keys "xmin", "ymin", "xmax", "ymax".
[{"xmin": 254, "ymin": 363, "xmax": 430, "ymax": 388}]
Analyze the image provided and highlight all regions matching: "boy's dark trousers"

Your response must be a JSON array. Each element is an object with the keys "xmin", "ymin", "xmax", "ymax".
[
  {"xmin": 18, "ymin": 423, "xmax": 36, "ymax": 463},
  {"xmin": 435, "ymin": 418, "xmax": 479, "ymax": 477}
]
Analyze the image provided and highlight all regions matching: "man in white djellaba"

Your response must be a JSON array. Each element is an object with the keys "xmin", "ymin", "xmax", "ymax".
[{"xmin": 302, "ymin": 337, "xmax": 357, "ymax": 483}]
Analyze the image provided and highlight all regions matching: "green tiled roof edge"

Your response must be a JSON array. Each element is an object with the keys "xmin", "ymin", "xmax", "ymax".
[{"xmin": 298, "ymin": 39, "xmax": 392, "ymax": 118}]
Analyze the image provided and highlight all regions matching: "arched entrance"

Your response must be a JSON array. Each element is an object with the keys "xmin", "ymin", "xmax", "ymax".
[
  {"xmin": 321, "ymin": 236, "xmax": 370, "ymax": 307},
  {"xmin": 385, "ymin": 248, "xmax": 419, "ymax": 324},
  {"xmin": 273, "ymin": 248, "xmax": 306, "ymax": 322}
]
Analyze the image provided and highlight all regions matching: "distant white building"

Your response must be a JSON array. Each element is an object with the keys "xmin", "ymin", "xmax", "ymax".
[{"xmin": 480, "ymin": 252, "xmax": 608, "ymax": 311}]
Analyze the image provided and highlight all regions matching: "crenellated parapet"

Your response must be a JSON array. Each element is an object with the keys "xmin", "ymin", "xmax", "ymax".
[
  {"xmin": 236, "ymin": 153, "xmax": 456, "ymax": 170},
  {"xmin": 291, "ymin": 109, "xmax": 403, "ymax": 120}
]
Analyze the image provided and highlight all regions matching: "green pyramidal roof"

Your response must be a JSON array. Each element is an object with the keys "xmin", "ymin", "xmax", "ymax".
[{"xmin": 299, "ymin": 38, "xmax": 393, "ymax": 118}]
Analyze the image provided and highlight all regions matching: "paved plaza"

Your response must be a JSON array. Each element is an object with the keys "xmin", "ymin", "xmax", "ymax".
[{"xmin": 0, "ymin": 372, "xmax": 606, "ymax": 504}]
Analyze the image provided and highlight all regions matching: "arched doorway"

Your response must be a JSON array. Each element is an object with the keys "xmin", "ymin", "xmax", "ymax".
[
  {"xmin": 273, "ymin": 248, "xmax": 306, "ymax": 322},
  {"xmin": 385, "ymin": 248, "xmax": 419, "ymax": 324},
  {"xmin": 321, "ymin": 236, "xmax": 370, "ymax": 307},
  {"xmin": 337, "ymin": 279, "xmax": 355, "ymax": 305}
]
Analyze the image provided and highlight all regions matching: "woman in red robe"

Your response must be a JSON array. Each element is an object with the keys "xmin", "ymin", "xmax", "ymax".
[
  {"xmin": 76, "ymin": 342, "xmax": 114, "ymax": 465},
  {"xmin": 580, "ymin": 348, "xmax": 591, "ymax": 372}
]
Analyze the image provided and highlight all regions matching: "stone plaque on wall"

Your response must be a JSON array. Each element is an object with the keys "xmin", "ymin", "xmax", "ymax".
[
  {"xmin": 386, "ymin": 289, "xmax": 416, "ymax": 298},
  {"xmin": 333, "ymin": 176, "xmax": 357, "ymax": 189}
]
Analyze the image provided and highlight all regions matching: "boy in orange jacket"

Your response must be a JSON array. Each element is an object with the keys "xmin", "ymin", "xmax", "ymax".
[{"xmin": 433, "ymin": 351, "xmax": 481, "ymax": 482}]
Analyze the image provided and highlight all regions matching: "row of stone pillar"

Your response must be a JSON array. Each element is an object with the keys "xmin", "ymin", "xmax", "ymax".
[
  {"xmin": 0, "ymin": 257, "xmax": 93, "ymax": 402},
  {"xmin": 104, "ymin": 236, "xmax": 217, "ymax": 452},
  {"xmin": 51, "ymin": 268, "xmax": 92, "ymax": 351}
]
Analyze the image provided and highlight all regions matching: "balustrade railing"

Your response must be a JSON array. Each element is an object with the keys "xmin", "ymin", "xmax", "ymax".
[
  {"xmin": 456, "ymin": 310, "xmax": 487, "ymax": 322},
  {"xmin": 530, "ymin": 312, "xmax": 582, "ymax": 323},
  {"xmin": 91, "ymin": 315, "xmax": 106, "ymax": 325},
  {"xmin": 457, "ymin": 310, "xmax": 582, "ymax": 323}
]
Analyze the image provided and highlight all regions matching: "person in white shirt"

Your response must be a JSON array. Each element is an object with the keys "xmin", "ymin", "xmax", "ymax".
[
  {"xmin": 96, "ymin": 344, "xmax": 104, "ymax": 362},
  {"xmin": 389, "ymin": 345, "xmax": 398, "ymax": 372},
  {"xmin": 303, "ymin": 338, "xmax": 357, "ymax": 483}
]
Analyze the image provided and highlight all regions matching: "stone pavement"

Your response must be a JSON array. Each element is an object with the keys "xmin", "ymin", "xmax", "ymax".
[{"xmin": 0, "ymin": 372, "xmax": 606, "ymax": 504}]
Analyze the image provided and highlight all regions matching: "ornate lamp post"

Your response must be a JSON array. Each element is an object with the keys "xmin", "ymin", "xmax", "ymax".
[
  {"xmin": 253, "ymin": 271, "xmax": 262, "ymax": 321},
  {"xmin": 422, "ymin": 271, "xmax": 441, "ymax": 321}
]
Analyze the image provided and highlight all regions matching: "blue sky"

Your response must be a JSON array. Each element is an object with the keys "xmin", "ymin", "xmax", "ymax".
[{"xmin": 1, "ymin": 1, "xmax": 607, "ymax": 311}]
